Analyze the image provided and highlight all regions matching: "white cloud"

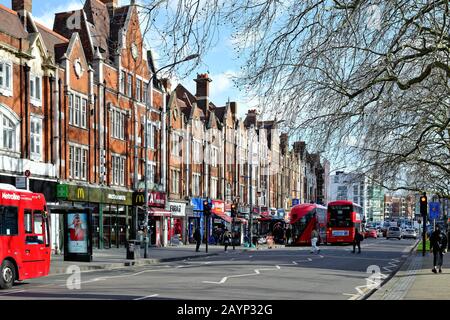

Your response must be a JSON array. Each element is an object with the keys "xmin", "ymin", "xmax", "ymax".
[
  {"xmin": 33, "ymin": 1, "xmax": 83, "ymax": 29},
  {"xmin": 209, "ymin": 70, "xmax": 236, "ymax": 100}
]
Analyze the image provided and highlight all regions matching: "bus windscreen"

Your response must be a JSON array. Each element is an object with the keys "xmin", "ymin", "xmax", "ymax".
[{"xmin": 328, "ymin": 205, "xmax": 353, "ymax": 227}]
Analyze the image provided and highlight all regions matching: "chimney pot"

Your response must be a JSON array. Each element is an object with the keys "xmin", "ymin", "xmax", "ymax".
[
  {"xmin": 12, "ymin": 0, "xmax": 32, "ymax": 12},
  {"xmin": 98, "ymin": 0, "xmax": 119, "ymax": 8}
]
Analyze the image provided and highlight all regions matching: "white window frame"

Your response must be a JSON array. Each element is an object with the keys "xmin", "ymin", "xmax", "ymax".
[
  {"xmin": 171, "ymin": 169, "xmax": 180, "ymax": 194},
  {"xmin": 146, "ymin": 122, "xmax": 156, "ymax": 150},
  {"xmin": 69, "ymin": 143, "xmax": 88, "ymax": 181},
  {"xmin": 120, "ymin": 70, "xmax": 126, "ymax": 94},
  {"xmin": 211, "ymin": 177, "xmax": 218, "ymax": 199},
  {"xmin": 30, "ymin": 74, "xmax": 42, "ymax": 106},
  {"xmin": 136, "ymin": 78, "xmax": 142, "ymax": 102},
  {"xmin": 68, "ymin": 91, "xmax": 88, "ymax": 128},
  {"xmin": 110, "ymin": 107, "xmax": 126, "ymax": 140},
  {"xmin": 30, "ymin": 116, "xmax": 43, "ymax": 161},
  {"xmin": 0, "ymin": 61, "xmax": 13, "ymax": 97},
  {"xmin": 127, "ymin": 73, "xmax": 132, "ymax": 98},
  {"xmin": 193, "ymin": 173, "xmax": 201, "ymax": 196},
  {"xmin": 171, "ymin": 133, "xmax": 181, "ymax": 157},
  {"xmin": 112, "ymin": 154, "xmax": 126, "ymax": 186}
]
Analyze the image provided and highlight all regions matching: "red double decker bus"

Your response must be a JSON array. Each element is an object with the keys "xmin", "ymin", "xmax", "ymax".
[
  {"xmin": 288, "ymin": 204, "xmax": 327, "ymax": 245},
  {"xmin": 326, "ymin": 200, "xmax": 363, "ymax": 244},
  {"xmin": 0, "ymin": 184, "xmax": 51, "ymax": 289}
]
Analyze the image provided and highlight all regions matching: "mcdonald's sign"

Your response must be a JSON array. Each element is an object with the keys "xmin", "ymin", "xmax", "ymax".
[
  {"xmin": 133, "ymin": 192, "xmax": 146, "ymax": 206},
  {"xmin": 77, "ymin": 187, "xmax": 86, "ymax": 200}
]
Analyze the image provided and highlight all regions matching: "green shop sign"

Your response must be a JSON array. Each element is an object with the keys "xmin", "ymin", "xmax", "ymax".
[{"xmin": 57, "ymin": 184, "xmax": 132, "ymax": 205}]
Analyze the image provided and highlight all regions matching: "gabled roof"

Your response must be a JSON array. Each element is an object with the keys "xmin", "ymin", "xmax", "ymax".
[
  {"xmin": 0, "ymin": 4, "xmax": 28, "ymax": 39},
  {"xmin": 35, "ymin": 22, "xmax": 69, "ymax": 59}
]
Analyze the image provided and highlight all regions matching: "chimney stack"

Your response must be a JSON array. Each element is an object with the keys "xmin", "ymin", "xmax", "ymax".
[
  {"xmin": 230, "ymin": 101, "xmax": 238, "ymax": 115},
  {"xmin": 161, "ymin": 78, "xmax": 172, "ymax": 92},
  {"xmin": 12, "ymin": 0, "xmax": 32, "ymax": 13},
  {"xmin": 194, "ymin": 73, "xmax": 212, "ymax": 115},
  {"xmin": 99, "ymin": 0, "xmax": 119, "ymax": 8}
]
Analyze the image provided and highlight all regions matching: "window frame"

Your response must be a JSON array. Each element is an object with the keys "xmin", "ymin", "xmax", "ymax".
[{"xmin": 30, "ymin": 116, "xmax": 43, "ymax": 161}]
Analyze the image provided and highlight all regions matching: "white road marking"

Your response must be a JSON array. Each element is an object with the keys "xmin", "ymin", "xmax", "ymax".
[
  {"xmin": 134, "ymin": 294, "xmax": 159, "ymax": 300},
  {"xmin": 202, "ymin": 265, "xmax": 281, "ymax": 285}
]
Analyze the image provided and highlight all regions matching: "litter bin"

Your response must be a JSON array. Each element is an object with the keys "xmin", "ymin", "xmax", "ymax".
[{"xmin": 126, "ymin": 240, "xmax": 141, "ymax": 260}]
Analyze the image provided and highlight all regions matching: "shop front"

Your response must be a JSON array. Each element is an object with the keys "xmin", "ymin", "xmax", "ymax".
[
  {"xmin": 146, "ymin": 191, "xmax": 168, "ymax": 247},
  {"xmin": 168, "ymin": 201, "xmax": 187, "ymax": 245},
  {"xmin": 189, "ymin": 198, "xmax": 205, "ymax": 244},
  {"xmin": 211, "ymin": 200, "xmax": 232, "ymax": 244},
  {"xmin": 56, "ymin": 184, "xmax": 133, "ymax": 250}
]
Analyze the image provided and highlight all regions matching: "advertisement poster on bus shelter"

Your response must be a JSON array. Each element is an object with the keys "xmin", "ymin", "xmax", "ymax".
[{"xmin": 67, "ymin": 212, "xmax": 88, "ymax": 254}]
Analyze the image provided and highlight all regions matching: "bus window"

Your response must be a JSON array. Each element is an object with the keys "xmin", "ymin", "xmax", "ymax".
[
  {"xmin": 25, "ymin": 211, "xmax": 45, "ymax": 244},
  {"xmin": 24, "ymin": 209, "xmax": 33, "ymax": 233},
  {"xmin": 33, "ymin": 211, "xmax": 44, "ymax": 244},
  {"xmin": 0, "ymin": 206, "xmax": 18, "ymax": 236}
]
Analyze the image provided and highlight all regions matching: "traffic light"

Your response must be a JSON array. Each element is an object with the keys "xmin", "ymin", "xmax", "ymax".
[
  {"xmin": 203, "ymin": 200, "xmax": 211, "ymax": 216},
  {"xmin": 420, "ymin": 194, "xmax": 427, "ymax": 217},
  {"xmin": 231, "ymin": 203, "xmax": 237, "ymax": 218}
]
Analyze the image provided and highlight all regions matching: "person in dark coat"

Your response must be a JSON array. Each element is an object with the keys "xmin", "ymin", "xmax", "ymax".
[
  {"xmin": 430, "ymin": 225, "xmax": 448, "ymax": 273},
  {"xmin": 194, "ymin": 228, "xmax": 201, "ymax": 252},
  {"xmin": 223, "ymin": 229, "xmax": 232, "ymax": 251},
  {"xmin": 352, "ymin": 228, "xmax": 363, "ymax": 254},
  {"xmin": 285, "ymin": 227, "xmax": 292, "ymax": 245}
]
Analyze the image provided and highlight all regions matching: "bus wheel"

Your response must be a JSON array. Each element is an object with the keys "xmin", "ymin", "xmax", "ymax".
[{"xmin": 0, "ymin": 260, "xmax": 15, "ymax": 289}]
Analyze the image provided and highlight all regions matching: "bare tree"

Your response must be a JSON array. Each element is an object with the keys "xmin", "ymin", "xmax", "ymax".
[{"xmin": 137, "ymin": 0, "xmax": 450, "ymax": 197}]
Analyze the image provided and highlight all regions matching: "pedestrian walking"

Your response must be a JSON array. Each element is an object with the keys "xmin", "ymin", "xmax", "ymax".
[
  {"xmin": 430, "ymin": 225, "xmax": 448, "ymax": 273},
  {"xmin": 194, "ymin": 228, "xmax": 201, "ymax": 252},
  {"xmin": 352, "ymin": 228, "xmax": 363, "ymax": 254},
  {"xmin": 310, "ymin": 228, "xmax": 320, "ymax": 254},
  {"xmin": 286, "ymin": 227, "xmax": 292, "ymax": 245},
  {"xmin": 223, "ymin": 229, "xmax": 232, "ymax": 251},
  {"xmin": 232, "ymin": 231, "xmax": 239, "ymax": 250}
]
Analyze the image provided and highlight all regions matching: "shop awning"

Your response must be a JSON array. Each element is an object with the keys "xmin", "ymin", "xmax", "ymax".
[
  {"xmin": 235, "ymin": 217, "xmax": 248, "ymax": 224},
  {"xmin": 213, "ymin": 212, "xmax": 232, "ymax": 223},
  {"xmin": 149, "ymin": 208, "xmax": 171, "ymax": 217}
]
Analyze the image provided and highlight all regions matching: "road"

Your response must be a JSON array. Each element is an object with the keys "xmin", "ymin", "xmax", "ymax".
[{"xmin": 0, "ymin": 238, "xmax": 418, "ymax": 300}]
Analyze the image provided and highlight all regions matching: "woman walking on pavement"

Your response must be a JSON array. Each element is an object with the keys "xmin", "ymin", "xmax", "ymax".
[
  {"xmin": 310, "ymin": 227, "xmax": 320, "ymax": 254},
  {"xmin": 223, "ymin": 229, "xmax": 232, "ymax": 251},
  {"xmin": 430, "ymin": 225, "xmax": 448, "ymax": 273},
  {"xmin": 352, "ymin": 227, "xmax": 363, "ymax": 254}
]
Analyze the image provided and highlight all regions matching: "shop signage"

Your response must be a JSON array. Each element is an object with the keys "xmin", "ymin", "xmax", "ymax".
[
  {"xmin": 212, "ymin": 200, "xmax": 225, "ymax": 215},
  {"xmin": 169, "ymin": 202, "xmax": 186, "ymax": 216},
  {"xmin": 148, "ymin": 191, "xmax": 166, "ymax": 208},
  {"xmin": 58, "ymin": 184, "xmax": 132, "ymax": 205},
  {"xmin": 133, "ymin": 192, "xmax": 145, "ymax": 206},
  {"xmin": 57, "ymin": 184, "xmax": 68, "ymax": 199},
  {"xmin": 191, "ymin": 198, "xmax": 205, "ymax": 211}
]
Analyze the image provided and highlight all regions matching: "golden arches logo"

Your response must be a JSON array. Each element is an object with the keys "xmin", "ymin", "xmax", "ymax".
[
  {"xmin": 77, "ymin": 188, "xmax": 85, "ymax": 199},
  {"xmin": 135, "ymin": 194, "xmax": 145, "ymax": 204}
]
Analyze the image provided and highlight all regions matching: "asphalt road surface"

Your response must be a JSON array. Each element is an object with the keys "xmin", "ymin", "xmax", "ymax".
[{"xmin": 0, "ymin": 238, "xmax": 418, "ymax": 300}]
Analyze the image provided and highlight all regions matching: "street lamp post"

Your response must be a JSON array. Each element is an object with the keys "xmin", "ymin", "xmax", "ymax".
[
  {"xmin": 248, "ymin": 124, "xmax": 254, "ymax": 247},
  {"xmin": 143, "ymin": 54, "xmax": 199, "ymax": 258}
]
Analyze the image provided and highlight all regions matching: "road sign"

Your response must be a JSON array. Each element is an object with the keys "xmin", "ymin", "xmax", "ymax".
[
  {"xmin": 429, "ymin": 202, "xmax": 440, "ymax": 220},
  {"xmin": 292, "ymin": 199, "xmax": 300, "ymax": 206},
  {"xmin": 16, "ymin": 177, "xmax": 27, "ymax": 190}
]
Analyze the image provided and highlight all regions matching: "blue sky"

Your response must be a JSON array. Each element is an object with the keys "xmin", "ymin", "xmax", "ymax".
[{"xmin": 0, "ymin": 0, "xmax": 257, "ymax": 118}]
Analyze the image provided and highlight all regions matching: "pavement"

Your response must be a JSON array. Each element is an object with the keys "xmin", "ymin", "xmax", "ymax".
[
  {"xmin": 369, "ymin": 246, "xmax": 450, "ymax": 300},
  {"xmin": 0, "ymin": 238, "xmax": 420, "ymax": 300}
]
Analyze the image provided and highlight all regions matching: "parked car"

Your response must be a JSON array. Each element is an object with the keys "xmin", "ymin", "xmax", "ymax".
[
  {"xmin": 402, "ymin": 228, "xmax": 417, "ymax": 239},
  {"xmin": 386, "ymin": 226, "xmax": 402, "ymax": 240}
]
